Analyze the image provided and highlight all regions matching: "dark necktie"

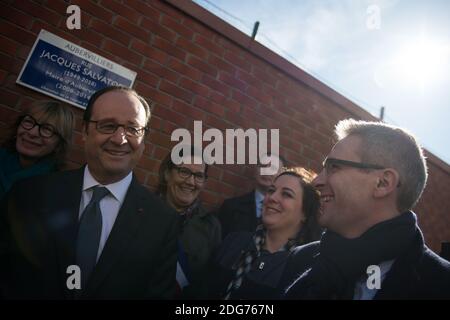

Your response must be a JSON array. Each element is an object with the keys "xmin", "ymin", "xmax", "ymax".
[{"xmin": 76, "ymin": 186, "xmax": 109, "ymax": 289}]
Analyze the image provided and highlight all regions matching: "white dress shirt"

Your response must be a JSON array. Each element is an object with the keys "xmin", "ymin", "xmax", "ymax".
[{"xmin": 79, "ymin": 166, "xmax": 132, "ymax": 261}]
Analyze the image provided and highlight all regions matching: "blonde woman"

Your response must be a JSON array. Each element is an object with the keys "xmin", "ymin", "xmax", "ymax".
[{"xmin": 0, "ymin": 100, "xmax": 73, "ymax": 199}]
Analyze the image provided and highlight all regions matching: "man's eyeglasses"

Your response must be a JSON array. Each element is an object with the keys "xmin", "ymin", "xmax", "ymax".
[
  {"xmin": 87, "ymin": 120, "xmax": 148, "ymax": 137},
  {"xmin": 322, "ymin": 158, "xmax": 401, "ymax": 187},
  {"xmin": 323, "ymin": 157, "xmax": 385, "ymax": 175},
  {"xmin": 20, "ymin": 115, "xmax": 59, "ymax": 138},
  {"xmin": 174, "ymin": 166, "xmax": 207, "ymax": 183}
]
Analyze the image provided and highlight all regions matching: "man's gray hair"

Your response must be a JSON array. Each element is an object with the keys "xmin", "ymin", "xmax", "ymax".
[{"xmin": 335, "ymin": 118, "xmax": 428, "ymax": 212}]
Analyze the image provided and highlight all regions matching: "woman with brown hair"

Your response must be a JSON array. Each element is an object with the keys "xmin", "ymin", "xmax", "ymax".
[
  {"xmin": 209, "ymin": 167, "xmax": 322, "ymax": 299},
  {"xmin": 157, "ymin": 147, "xmax": 221, "ymax": 299}
]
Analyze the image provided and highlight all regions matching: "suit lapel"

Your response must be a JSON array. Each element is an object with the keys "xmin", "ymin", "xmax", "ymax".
[
  {"xmin": 374, "ymin": 260, "xmax": 420, "ymax": 299},
  {"xmin": 85, "ymin": 177, "xmax": 143, "ymax": 295},
  {"xmin": 374, "ymin": 233, "xmax": 424, "ymax": 300},
  {"xmin": 49, "ymin": 168, "xmax": 84, "ymax": 298}
]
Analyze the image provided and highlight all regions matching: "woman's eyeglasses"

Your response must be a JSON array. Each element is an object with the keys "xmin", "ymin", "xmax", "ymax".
[
  {"xmin": 174, "ymin": 166, "xmax": 207, "ymax": 183},
  {"xmin": 20, "ymin": 115, "xmax": 59, "ymax": 138}
]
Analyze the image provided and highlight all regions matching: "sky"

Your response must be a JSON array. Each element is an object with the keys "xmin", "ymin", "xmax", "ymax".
[{"xmin": 193, "ymin": 0, "xmax": 450, "ymax": 164}]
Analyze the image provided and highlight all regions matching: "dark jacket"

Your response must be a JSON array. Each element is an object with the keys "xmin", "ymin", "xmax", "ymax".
[
  {"xmin": 0, "ymin": 168, "xmax": 179, "ymax": 299},
  {"xmin": 208, "ymin": 232, "xmax": 316, "ymax": 300},
  {"xmin": 0, "ymin": 148, "xmax": 56, "ymax": 201},
  {"xmin": 179, "ymin": 204, "xmax": 221, "ymax": 299},
  {"xmin": 216, "ymin": 191, "xmax": 258, "ymax": 240},
  {"xmin": 284, "ymin": 233, "xmax": 450, "ymax": 299}
]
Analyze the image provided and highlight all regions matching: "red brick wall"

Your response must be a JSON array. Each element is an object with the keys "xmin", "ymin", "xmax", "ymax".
[{"xmin": 0, "ymin": 0, "xmax": 449, "ymax": 252}]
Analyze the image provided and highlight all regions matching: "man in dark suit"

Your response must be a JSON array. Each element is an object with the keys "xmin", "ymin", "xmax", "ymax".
[
  {"xmin": 284, "ymin": 119, "xmax": 450, "ymax": 299},
  {"xmin": 217, "ymin": 154, "xmax": 285, "ymax": 239},
  {"xmin": 0, "ymin": 86, "xmax": 179, "ymax": 299}
]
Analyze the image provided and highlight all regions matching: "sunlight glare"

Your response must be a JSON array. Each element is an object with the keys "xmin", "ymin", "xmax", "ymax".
[{"xmin": 393, "ymin": 37, "xmax": 449, "ymax": 90}]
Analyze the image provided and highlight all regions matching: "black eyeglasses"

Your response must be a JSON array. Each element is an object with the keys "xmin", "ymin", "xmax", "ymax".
[
  {"xmin": 323, "ymin": 157, "xmax": 385, "ymax": 175},
  {"xmin": 323, "ymin": 158, "xmax": 401, "ymax": 187},
  {"xmin": 20, "ymin": 115, "xmax": 59, "ymax": 138},
  {"xmin": 87, "ymin": 120, "xmax": 148, "ymax": 137},
  {"xmin": 174, "ymin": 166, "xmax": 207, "ymax": 183}
]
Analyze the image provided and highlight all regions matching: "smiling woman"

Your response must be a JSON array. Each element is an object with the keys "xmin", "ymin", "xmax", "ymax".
[
  {"xmin": 208, "ymin": 167, "xmax": 322, "ymax": 300},
  {"xmin": 157, "ymin": 147, "xmax": 221, "ymax": 299},
  {"xmin": 0, "ymin": 100, "xmax": 74, "ymax": 200}
]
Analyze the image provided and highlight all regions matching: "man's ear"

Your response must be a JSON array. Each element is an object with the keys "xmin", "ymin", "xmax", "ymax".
[{"xmin": 373, "ymin": 169, "xmax": 400, "ymax": 198}]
